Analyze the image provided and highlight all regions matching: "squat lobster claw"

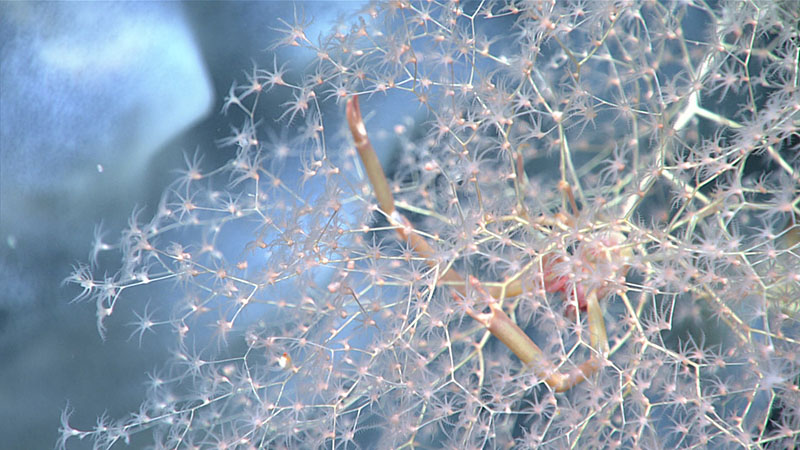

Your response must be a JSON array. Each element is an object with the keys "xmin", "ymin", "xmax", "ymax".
[{"xmin": 346, "ymin": 95, "xmax": 629, "ymax": 392}]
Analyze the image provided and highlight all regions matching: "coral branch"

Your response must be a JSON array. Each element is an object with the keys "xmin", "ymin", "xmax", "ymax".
[
  {"xmin": 346, "ymin": 94, "xmax": 604, "ymax": 392},
  {"xmin": 346, "ymin": 96, "xmax": 395, "ymax": 215}
]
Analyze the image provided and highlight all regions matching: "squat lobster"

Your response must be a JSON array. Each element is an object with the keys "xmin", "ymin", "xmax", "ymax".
[{"xmin": 346, "ymin": 95, "xmax": 632, "ymax": 392}]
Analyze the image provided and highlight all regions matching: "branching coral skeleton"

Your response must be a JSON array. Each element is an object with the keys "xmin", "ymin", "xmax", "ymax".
[{"xmin": 346, "ymin": 95, "xmax": 634, "ymax": 392}]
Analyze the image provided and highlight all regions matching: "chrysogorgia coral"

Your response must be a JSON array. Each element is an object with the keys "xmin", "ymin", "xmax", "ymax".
[{"xmin": 62, "ymin": 1, "xmax": 799, "ymax": 448}]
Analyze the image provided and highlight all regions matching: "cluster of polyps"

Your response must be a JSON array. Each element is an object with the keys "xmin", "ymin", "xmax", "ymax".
[{"xmin": 346, "ymin": 95, "xmax": 634, "ymax": 392}]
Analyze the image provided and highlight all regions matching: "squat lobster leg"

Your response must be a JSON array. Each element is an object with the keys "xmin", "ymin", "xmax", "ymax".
[{"xmin": 346, "ymin": 95, "xmax": 610, "ymax": 392}]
